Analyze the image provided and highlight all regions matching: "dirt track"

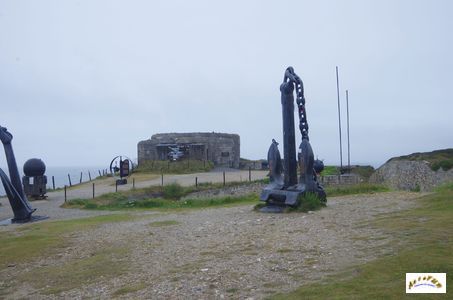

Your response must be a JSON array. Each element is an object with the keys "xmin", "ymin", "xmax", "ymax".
[{"xmin": 0, "ymin": 183, "xmax": 422, "ymax": 299}]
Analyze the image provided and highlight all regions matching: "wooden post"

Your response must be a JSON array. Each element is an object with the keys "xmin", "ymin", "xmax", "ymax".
[
  {"xmin": 68, "ymin": 174, "xmax": 72, "ymax": 186},
  {"xmin": 195, "ymin": 177, "xmax": 198, "ymax": 188},
  {"xmin": 52, "ymin": 176, "xmax": 55, "ymax": 190},
  {"xmin": 64, "ymin": 185, "xmax": 67, "ymax": 202},
  {"xmin": 133, "ymin": 178, "xmax": 135, "ymax": 189},
  {"xmin": 92, "ymin": 183, "xmax": 95, "ymax": 199},
  {"xmin": 88, "ymin": 171, "xmax": 92, "ymax": 181},
  {"xmin": 223, "ymin": 171, "xmax": 226, "ymax": 186},
  {"xmin": 79, "ymin": 172, "xmax": 83, "ymax": 184},
  {"xmin": 115, "ymin": 180, "xmax": 118, "ymax": 192},
  {"xmin": 161, "ymin": 171, "xmax": 164, "ymax": 186},
  {"xmin": 249, "ymin": 167, "xmax": 251, "ymax": 182}
]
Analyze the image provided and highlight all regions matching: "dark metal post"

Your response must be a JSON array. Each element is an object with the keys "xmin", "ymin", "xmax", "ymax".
[
  {"xmin": 223, "ymin": 171, "xmax": 226, "ymax": 186},
  {"xmin": 161, "ymin": 170, "xmax": 164, "ymax": 186},
  {"xmin": 281, "ymin": 80, "xmax": 298, "ymax": 187},
  {"xmin": 52, "ymin": 175, "xmax": 55, "ymax": 190},
  {"xmin": 92, "ymin": 183, "xmax": 95, "ymax": 199},
  {"xmin": 336, "ymin": 66, "xmax": 343, "ymax": 171},
  {"xmin": 115, "ymin": 180, "xmax": 118, "ymax": 192},
  {"xmin": 68, "ymin": 174, "xmax": 72, "ymax": 186},
  {"xmin": 195, "ymin": 176, "xmax": 198, "ymax": 188},
  {"xmin": 132, "ymin": 178, "xmax": 135, "ymax": 189},
  {"xmin": 79, "ymin": 172, "xmax": 82, "ymax": 184},
  {"xmin": 248, "ymin": 167, "xmax": 251, "ymax": 182},
  {"xmin": 64, "ymin": 185, "xmax": 67, "ymax": 202},
  {"xmin": 346, "ymin": 89, "xmax": 351, "ymax": 171}
]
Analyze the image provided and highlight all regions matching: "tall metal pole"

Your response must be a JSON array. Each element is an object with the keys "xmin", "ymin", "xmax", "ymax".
[
  {"xmin": 336, "ymin": 66, "xmax": 343, "ymax": 171},
  {"xmin": 346, "ymin": 90, "xmax": 350, "ymax": 170}
]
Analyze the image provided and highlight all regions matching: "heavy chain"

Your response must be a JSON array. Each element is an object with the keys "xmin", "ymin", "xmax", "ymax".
[{"xmin": 284, "ymin": 67, "xmax": 309, "ymax": 140}]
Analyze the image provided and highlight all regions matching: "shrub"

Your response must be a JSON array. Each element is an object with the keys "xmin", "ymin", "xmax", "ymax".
[{"xmin": 162, "ymin": 183, "xmax": 185, "ymax": 199}]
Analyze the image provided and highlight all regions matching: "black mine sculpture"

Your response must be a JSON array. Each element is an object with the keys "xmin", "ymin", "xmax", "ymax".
[
  {"xmin": 260, "ymin": 67, "xmax": 326, "ymax": 212},
  {"xmin": 0, "ymin": 125, "xmax": 47, "ymax": 223}
]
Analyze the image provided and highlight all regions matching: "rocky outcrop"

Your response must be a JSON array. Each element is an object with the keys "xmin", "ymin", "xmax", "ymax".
[{"xmin": 370, "ymin": 160, "xmax": 453, "ymax": 191}]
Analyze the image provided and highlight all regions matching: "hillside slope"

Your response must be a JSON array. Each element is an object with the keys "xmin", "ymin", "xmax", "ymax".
[{"xmin": 370, "ymin": 148, "xmax": 453, "ymax": 191}]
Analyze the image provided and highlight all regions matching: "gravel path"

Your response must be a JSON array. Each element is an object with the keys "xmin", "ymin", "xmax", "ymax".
[{"xmin": 1, "ymin": 189, "xmax": 422, "ymax": 299}]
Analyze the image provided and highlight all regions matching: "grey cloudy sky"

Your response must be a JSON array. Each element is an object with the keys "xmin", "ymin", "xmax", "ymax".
[{"xmin": 0, "ymin": 0, "xmax": 452, "ymax": 168}]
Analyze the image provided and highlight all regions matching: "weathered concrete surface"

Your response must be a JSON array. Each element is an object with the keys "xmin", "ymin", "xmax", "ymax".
[{"xmin": 138, "ymin": 132, "xmax": 240, "ymax": 168}]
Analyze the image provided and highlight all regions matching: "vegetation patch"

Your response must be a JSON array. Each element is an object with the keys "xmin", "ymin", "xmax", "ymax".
[
  {"xmin": 112, "ymin": 282, "xmax": 147, "ymax": 296},
  {"xmin": 148, "ymin": 220, "xmax": 180, "ymax": 227},
  {"xmin": 0, "ymin": 214, "xmax": 133, "ymax": 268},
  {"xmin": 271, "ymin": 182, "xmax": 453, "ymax": 299},
  {"xmin": 389, "ymin": 148, "xmax": 453, "ymax": 171},
  {"xmin": 18, "ymin": 247, "xmax": 128, "ymax": 295},
  {"xmin": 65, "ymin": 190, "xmax": 259, "ymax": 211},
  {"xmin": 325, "ymin": 183, "xmax": 390, "ymax": 197}
]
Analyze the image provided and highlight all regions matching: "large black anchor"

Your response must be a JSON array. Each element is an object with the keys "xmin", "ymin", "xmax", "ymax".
[
  {"xmin": 261, "ymin": 67, "xmax": 326, "ymax": 212},
  {"xmin": 0, "ymin": 125, "xmax": 46, "ymax": 223}
]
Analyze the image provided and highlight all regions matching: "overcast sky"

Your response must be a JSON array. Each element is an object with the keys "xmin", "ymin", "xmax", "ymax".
[{"xmin": 0, "ymin": 0, "xmax": 452, "ymax": 168}]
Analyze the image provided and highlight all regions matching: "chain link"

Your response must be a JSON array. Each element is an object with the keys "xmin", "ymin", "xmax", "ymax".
[{"xmin": 284, "ymin": 67, "xmax": 309, "ymax": 140}]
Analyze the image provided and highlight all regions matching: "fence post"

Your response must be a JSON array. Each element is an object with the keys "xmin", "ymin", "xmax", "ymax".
[
  {"xmin": 88, "ymin": 171, "xmax": 92, "ymax": 181},
  {"xmin": 223, "ymin": 171, "xmax": 226, "ymax": 186},
  {"xmin": 195, "ymin": 176, "xmax": 198, "ymax": 188},
  {"xmin": 64, "ymin": 185, "xmax": 67, "ymax": 202},
  {"xmin": 249, "ymin": 167, "xmax": 251, "ymax": 182},
  {"xmin": 133, "ymin": 178, "xmax": 135, "ymax": 189},
  {"xmin": 115, "ymin": 180, "xmax": 118, "ymax": 192},
  {"xmin": 52, "ymin": 176, "xmax": 55, "ymax": 190},
  {"xmin": 161, "ymin": 171, "xmax": 164, "ymax": 186},
  {"xmin": 92, "ymin": 183, "xmax": 95, "ymax": 199},
  {"xmin": 79, "ymin": 172, "xmax": 83, "ymax": 184},
  {"xmin": 68, "ymin": 174, "xmax": 72, "ymax": 186}
]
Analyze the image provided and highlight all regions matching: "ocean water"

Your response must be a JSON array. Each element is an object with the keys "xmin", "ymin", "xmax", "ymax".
[{"xmin": 0, "ymin": 166, "xmax": 106, "ymax": 196}]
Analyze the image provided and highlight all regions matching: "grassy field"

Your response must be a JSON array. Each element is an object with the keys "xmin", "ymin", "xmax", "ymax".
[{"xmin": 272, "ymin": 183, "xmax": 453, "ymax": 299}]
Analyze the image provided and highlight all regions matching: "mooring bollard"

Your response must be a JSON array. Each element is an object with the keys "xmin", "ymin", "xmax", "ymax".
[
  {"xmin": 64, "ymin": 185, "xmax": 67, "ymax": 202},
  {"xmin": 68, "ymin": 174, "xmax": 72, "ymax": 186},
  {"xmin": 52, "ymin": 175, "xmax": 55, "ymax": 190}
]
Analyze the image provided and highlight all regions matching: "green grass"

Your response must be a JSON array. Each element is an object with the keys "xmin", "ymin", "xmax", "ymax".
[
  {"xmin": 271, "ymin": 182, "xmax": 453, "ymax": 299},
  {"xmin": 320, "ymin": 165, "xmax": 338, "ymax": 176},
  {"xmin": 325, "ymin": 183, "xmax": 390, "ymax": 197},
  {"xmin": 0, "ymin": 214, "xmax": 133, "ymax": 268},
  {"xmin": 64, "ymin": 191, "xmax": 260, "ymax": 211},
  {"xmin": 19, "ymin": 247, "xmax": 128, "ymax": 295},
  {"xmin": 148, "ymin": 220, "xmax": 180, "ymax": 227},
  {"xmin": 135, "ymin": 159, "xmax": 214, "ymax": 174},
  {"xmin": 112, "ymin": 283, "xmax": 147, "ymax": 296}
]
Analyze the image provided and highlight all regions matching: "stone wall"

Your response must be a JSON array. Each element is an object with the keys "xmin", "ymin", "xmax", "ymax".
[
  {"xmin": 320, "ymin": 174, "xmax": 361, "ymax": 186},
  {"xmin": 369, "ymin": 160, "xmax": 453, "ymax": 191},
  {"xmin": 138, "ymin": 132, "xmax": 240, "ymax": 168}
]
